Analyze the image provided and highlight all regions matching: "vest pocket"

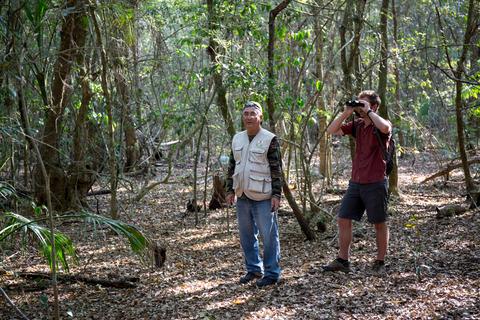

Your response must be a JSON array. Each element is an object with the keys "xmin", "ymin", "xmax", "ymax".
[
  {"xmin": 233, "ymin": 145, "xmax": 243, "ymax": 163},
  {"xmin": 249, "ymin": 147, "xmax": 267, "ymax": 164},
  {"xmin": 248, "ymin": 175, "xmax": 272, "ymax": 194}
]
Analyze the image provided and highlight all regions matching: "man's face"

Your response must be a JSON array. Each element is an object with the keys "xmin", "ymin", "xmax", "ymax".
[
  {"xmin": 356, "ymin": 95, "xmax": 377, "ymax": 117},
  {"xmin": 242, "ymin": 107, "xmax": 262, "ymax": 132}
]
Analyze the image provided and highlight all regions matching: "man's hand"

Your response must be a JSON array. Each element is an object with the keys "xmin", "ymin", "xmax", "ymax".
[
  {"xmin": 226, "ymin": 193, "xmax": 236, "ymax": 205},
  {"xmin": 343, "ymin": 105, "xmax": 354, "ymax": 116},
  {"xmin": 271, "ymin": 197, "xmax": 280, "ymax": 212},
  {"xmin": 357, "ymin": 99, "xmax": 372, "ymax": 115}
]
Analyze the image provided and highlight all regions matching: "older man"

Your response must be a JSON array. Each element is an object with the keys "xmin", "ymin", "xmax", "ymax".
[{"xmin": 225, "ymin": 101, "xmax": 283, "ymax": 288}]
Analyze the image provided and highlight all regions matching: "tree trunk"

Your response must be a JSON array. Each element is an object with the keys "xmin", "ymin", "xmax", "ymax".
[
  {"xmin": 340, "ymin": 0, "xmax": 366, "ymax": 159},
  {"xmin": 377, "ymin": 0, "xmax": 399, "ymax": 196},
  {"xmin": 267, "ymin": 0, "xmax": 292, "ymax": 134},
  {"xmin": 131, "ymin": 1, "xmax": 142, "ymax": 124},
  {"xmin": 206, "ymin": 0, "xmax": 236, "ymax": 139},
  {"xmin": 314, "ymin": 0, "xmax": 331, "ymax": 185},
  {"xmin": 266, "ymin": 0, "xmax": 314, "ymax": 240},
  {"xmin": 391, "ymin": 0, "xmax": 406, "ymax": 155},
  {"xmin": 453, "ymin": 0, "xmax": 478, "ymax": 198},
  {"xmin": 90, "ymin": 6, "xmax": 118, "ymax": 218},
  {"xmin": 67, "ymin": 72, "xmax": 97, "ymax": 209},
  {"xmin": 35, "ymin": 0, "xmax": 88, "ymax": 211},
  {"xmin": 436, "ymin": 0, "xmax": 478, "ymax": 201},
  {"xmin": 114, "ymin": 71, "xmax": 141, "ymax": 172}
]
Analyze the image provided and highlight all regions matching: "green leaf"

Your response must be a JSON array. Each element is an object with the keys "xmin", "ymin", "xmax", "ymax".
[
  {"xmin": 39, "ymin": 294, "xmax": 49, "ymax": 306},
  {"xmin": 24, "ymin": 3, "xmax": 35, "ymax": 24},
  {"xmin": 0, "ymin": 182, "xmax": 15, "ymax": 200},
  {"xmin": 315, "ymin": 80, "xmax": 323, "ymax": 92},
  {"xmin": 0, "ymin": 212, "xmax": 77, "ymax": 272},
  {"xmin": 81, "ymin": 212, "xmax": 152, "ymax": 262},
  {"xmin": 276, "ymin": 25, "xmax": 288, "ymax": 40},
  {"xmin": 0, "ymin": 210, "xmax": 152, "ymax": 271}
]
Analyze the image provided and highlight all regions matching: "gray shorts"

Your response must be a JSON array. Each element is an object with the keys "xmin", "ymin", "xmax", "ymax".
[{"xmin": 338, "ymin": 179, "xmax": 388, "ymax": 224}]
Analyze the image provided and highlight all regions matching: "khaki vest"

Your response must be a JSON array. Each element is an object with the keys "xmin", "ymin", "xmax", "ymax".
[{"xmin": 232, "ymin": 128, "xmax": 275, "ymax": 201}]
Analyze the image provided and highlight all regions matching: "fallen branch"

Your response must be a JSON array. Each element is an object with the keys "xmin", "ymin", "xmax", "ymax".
[
  {"xmin": 134, "ymin": 181, "xmax": 163, "ymax": 202},
  {"xmin": 10, "ymin": 272, "xmax": 139, "ymax": 289},
  {"xmin": 421, "ymin": 157, "xmax": 480, "ymax": 183},
  {"xmin": 0, "ymin": 286, "xmax": 30, "ymax": 319},
  {"xmin": 86, "ymin": 189, "xmax": 111, "ymax": 197},
  {"xmin": 435, "ymin": 204, "xmax": 468, "ymax": 219}
]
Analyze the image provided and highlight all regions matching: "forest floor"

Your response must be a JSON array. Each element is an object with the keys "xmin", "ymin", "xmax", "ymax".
[{"xmin": 1, "ymin": 151, "xmax": 479, "ymax": 320}]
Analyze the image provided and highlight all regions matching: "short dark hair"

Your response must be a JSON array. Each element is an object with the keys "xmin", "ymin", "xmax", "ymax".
[{"xmin": 358, "ymin": 90, "xmax": 381, "ymax": 107}]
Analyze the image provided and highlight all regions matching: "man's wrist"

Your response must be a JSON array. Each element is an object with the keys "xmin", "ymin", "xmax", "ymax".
[{"xmin": 367, "ymin": 109, "xmax": 373, "ymax": 116}]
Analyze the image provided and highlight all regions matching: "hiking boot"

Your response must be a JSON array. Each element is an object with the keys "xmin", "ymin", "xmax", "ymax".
[
  {"xmin": 239, "ymin": 272, "xmax": 262, "ymax": 284},
  {"xmin": 371, "ymin": 260, "xmax": 386, "ymax": 274},
  {"xmin": 322, "ymin": 258, "xmax": 351, "ymax": 273},
  {"xmin": 255, "ymin": 277, "xmax": 278, "ymax": 288}
]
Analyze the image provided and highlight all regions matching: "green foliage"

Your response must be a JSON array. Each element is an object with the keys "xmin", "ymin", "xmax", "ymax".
[
  {"xmin": 0, "ymin": 211, "xmax": 77, "ymax": 271},
  {"xmin": 24, "ymin": 0, "xmax": 49, "ymax": 49},
  {"xmin": 0, "ymin": 182, "xmax": 16, "ymax": 202},
  {"xmin": 0, "ymin": 208, "xmax": 153, "ymax": 272},
  {"xmin": 83, "ymin": 212, "xmax": 151, "ymax": 261},
  {"xmin": 462, "ymin": 82, "xmax": 480, "ymax": 101}
]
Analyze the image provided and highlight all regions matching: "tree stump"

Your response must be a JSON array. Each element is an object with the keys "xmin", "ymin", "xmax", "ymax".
[{"xmin": 208, "ymin": 175, "xmax": 226, "ymax": 210}]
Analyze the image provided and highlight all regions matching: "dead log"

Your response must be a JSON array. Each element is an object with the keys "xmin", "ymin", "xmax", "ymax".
[
  {"xmin": 208, "ymin": 174, "xmax": 226, "ymax": 210},
  {"xmin": 435, "ymin": 204, "xmax": 467, "ymax": 219},
  {"xmin": 421, "ymin": 157, "xmax": 480, "ymax": 183}
]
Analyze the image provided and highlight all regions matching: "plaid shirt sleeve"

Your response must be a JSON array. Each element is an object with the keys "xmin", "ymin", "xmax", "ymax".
[
  {"xmin": 268, "ymin": 136, "xmax": 283, "ymax": 199},
  {"xmin": 225, "ymin": 149, "xmax": 235, "ymax": 194}
]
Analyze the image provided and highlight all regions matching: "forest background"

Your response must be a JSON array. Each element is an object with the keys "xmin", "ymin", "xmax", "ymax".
[{"xmin": 0, "ymin": 0, "xmax": 479, "ymax": 319}]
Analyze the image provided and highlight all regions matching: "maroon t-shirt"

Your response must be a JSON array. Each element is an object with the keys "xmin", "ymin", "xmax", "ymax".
[{"xmin": 341, "ymin": 119, "xmax": 391, "ymax": 184}]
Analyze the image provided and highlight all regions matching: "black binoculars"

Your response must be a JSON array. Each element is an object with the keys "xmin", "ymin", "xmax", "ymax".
[{"xmin": 346, "ymin": 100, "xmax": 364, "ymax": 107}]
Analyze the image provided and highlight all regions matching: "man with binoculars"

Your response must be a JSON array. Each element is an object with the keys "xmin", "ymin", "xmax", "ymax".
[{"xmin": 323, "ymin": 90, "xmax": 392, "ymax": 274}]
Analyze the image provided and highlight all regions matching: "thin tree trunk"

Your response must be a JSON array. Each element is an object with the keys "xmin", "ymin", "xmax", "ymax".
[
  {"xmin": 266, "ymin": 0, "xmax": 314, "ymax": 240},
  {"xmin": 391, "ymin": 0, "xmax": 405, "ymax": 154},
  {"xmin": 114, "ymin": 71, "xmax": 140, "ymax": 172},
  {"xmin": 340, "ymin": 0, "xmax": 366, "ymax": 159},
  {"xmin": 206, "ymin": 0, "xmax": 235, "ymax": 139},
  {"xmin": 131, "ymin": 1, "xmax": 142, "ymax": 124},
  {"xmin": 193, "ymin": 116, "xmax": 206, "ymax": 226},
  {"xmin": 314, "ymin": 0, "xmax": 331, "ymax": 185},
  {"xmin": 453, "ymin": 0, "xmax": 478, "ymax": 196},
  {"xmin": 435, "ymin": 0, "xmax": 478, "ymax": 199},
  {"xmin": 16, "ymin": 46, "xmax": 60, "ymax": 320},
  {"xmin": 377, "ymin": 0, "xmax": 399, "ymax": 196},
  {"xmin": 267, "ymin": 0, "xmax": 292, "ymax": 134},
  {"xmin": 90, "ymin": 6, "xmax": 118, "ymax": 218}
]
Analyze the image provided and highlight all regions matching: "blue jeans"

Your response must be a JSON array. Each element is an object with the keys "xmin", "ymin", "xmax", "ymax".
[{"xmin": 236, "ymin": 197, "xmax": 281, "ymax": 280}]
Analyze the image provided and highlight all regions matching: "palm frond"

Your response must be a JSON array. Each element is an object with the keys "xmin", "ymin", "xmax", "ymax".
[
  {"xmin": 0, "ymin": 182, "xmax": 16, "ymax": 200},
  {"xmin": 0, "ymin": 212, "xmax": 77, "ymax": 272},
  {"xmin": 0, "ymin": 210, "xmax": 153, "ymax": 271},
  {"xmin": 81, "ymin": 212, "xmax": 152, "ymax": 263}
]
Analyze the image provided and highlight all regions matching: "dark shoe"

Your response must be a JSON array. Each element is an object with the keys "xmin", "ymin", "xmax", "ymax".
[
  {"xmin": 255, "ymin": 277, "xmax": 278, "ymax": 288},
  {"xmin": 371, "ymin": 260, "xmax": 386, "ymax": 274},
  {"xmin": 239, "ymin": 272, "xmax": 262, "ymax": 284},
  {"xmin": 322, "ymin": 258, "xmax": 351, "ymax": 273}
]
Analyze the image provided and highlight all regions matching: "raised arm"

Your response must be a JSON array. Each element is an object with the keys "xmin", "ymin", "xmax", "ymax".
[{"xmin": 327, "ymin": 107, "xmax": 354, "ymax": 136}]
